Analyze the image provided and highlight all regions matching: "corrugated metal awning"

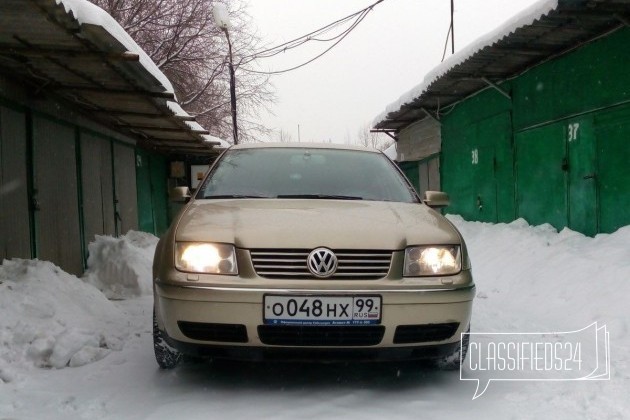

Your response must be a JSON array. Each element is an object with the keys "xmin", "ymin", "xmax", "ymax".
[
  {"xmin": 375, "ymin": 0, "xmax": 630, "ymax": 131},
  {"xmin": 0, "ymin": 0, "xmax": 226, "ymax": 156}
]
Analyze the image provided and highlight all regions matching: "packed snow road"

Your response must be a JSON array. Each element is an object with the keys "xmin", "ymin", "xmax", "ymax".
[{"xmin": 1, "ymin": 217, "xmax": 628, "ymax": 419}]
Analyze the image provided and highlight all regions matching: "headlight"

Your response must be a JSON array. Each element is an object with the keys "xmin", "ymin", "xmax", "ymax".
[
  {"xmin": 175, "ymin": 242, "xmax": 238, "ymax": 274},
  {"xmin": 403, "ymin": 246, "xmax": 461, "ymax": 276}
]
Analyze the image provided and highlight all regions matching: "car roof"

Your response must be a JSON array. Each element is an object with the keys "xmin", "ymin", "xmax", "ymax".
[{"xmin": 229, "ymin": 142, "xmax": 382, "ymax": 153}]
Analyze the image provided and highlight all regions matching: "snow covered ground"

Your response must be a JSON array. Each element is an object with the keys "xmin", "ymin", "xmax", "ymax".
[{"xmin": 1, "ymin": 218, "xmax": 628, "ymax": 419}]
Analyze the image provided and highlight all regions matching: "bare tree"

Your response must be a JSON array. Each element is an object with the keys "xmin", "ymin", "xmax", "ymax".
[
  {"xmin": 93, "ymin": 0, "xmax": 274, "ymax": 143},
  {"xmin": 276, "ymin": 129, "xmax": 293, "ymax": 143},
  {"xmin": 357, "ymin": 123, "xmax": 393, "ymax": 151}
]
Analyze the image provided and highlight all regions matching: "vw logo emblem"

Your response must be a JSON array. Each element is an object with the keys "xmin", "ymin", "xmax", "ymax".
[{"xmin": 307, "ymin": 248, "xmax": 338, "ymax": 278}]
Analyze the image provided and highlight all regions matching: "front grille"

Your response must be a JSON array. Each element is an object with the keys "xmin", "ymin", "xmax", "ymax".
[
  {"xmin": 250, "ymin": 249, "xmax": 393, "ymax": 280},
  {"xmin": 393, "ymin": 323, "xmax": 460, "ymax": 344},
  {"xmin": 258, "ymin": 325, "xmax": 385, "ymax": 346},
  {"xmin": 178, "ymin": 321, "xmax": 248, "ymax": 343}
]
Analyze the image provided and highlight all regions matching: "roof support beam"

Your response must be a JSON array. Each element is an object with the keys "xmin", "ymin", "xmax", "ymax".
[
  {"xmin": 481, "ymin": 77, "xmax": 511, "ymax": 100},
  {"xmin": 53, "ymin": 86, "xmax": 175, "ymax": 99},
  {"xmin": 614, "ymin": 14, "xmax": 630, "ymax": 27},
  {"xmin": 0, "ymin": 45, "xmax": 139, "ymax": 61},
  {"xmin": 370, "ymin": 129, "xmax": 398, "ymax": 141},
  {"xmin": 421, "ymin": 107, "xmax": 441, "ymax": 124},
  {"xmin": 123, "ymin": 125, "xmax": 209, "ymax": 135},
  {"xmin": 150, "ymin": 140, "xmax": 216, "ymax": 148},
  {"xmin": 94, "ymin": 110, "xmax": 196, "ymax": 121}
]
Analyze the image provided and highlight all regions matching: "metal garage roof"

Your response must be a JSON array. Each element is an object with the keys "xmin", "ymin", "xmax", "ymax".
[
  {"xmin": 0, "ymin": 0, "xmax": 227, "ymax": 156},
  {"xmin": 374, "ymin": 0, "xmax": 630, "ymax": 132}
]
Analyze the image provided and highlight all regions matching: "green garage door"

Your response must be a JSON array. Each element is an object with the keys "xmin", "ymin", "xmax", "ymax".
[
  {"xmin": 596, "ymin": 108, "xmax": 630, "ymax": 233},
  {"xmin": 442, "ymin": 113, "xmax": 512, "ymax": 222},
  {"xmin": 33, "ymin": 116, "xmax": 83, "ymax": 275},
  {"xmin": 566, "ymin": 117, "xmax": 597, "ymax": 236},
  {"xmin": 444, "ymin": 147, "xmax": 497, "ymax": 222},
  {"xmin": 136, "ymin": 150, "xmax": 169, "ymax": 237},
  {"xmin": 515, "ymin": 123, "xmax": 568, "ymax": 230},
  {"xmin": 0, "ymin": 106, "xmax": 31, "ymax": 260}
]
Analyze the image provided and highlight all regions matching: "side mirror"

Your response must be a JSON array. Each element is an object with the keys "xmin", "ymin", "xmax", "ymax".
[
  {"xmin": 423, "ymin": 190, "xmax": 450, "ymax": 209},
  {"xmin": 170, "ymin": 186, "xmax": 191, "ymax": 203}
]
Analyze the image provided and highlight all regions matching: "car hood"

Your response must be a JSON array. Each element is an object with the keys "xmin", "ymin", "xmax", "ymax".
[{"xmin": 175, "ymin": 199, "xmax": 461, "ymax": 250}]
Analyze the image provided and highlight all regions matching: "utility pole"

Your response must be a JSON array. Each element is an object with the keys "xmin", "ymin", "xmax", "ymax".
[
  {"xmin": 451, "ymin": 0, "xmax": 455, "ymax": 54},
  {"xmin": 224, "ymin": 29, "xmax": 238, "ymax": 145},
  {"xmin": 213, "ymin": 5, "xmax": 238, "ymax": 145}
]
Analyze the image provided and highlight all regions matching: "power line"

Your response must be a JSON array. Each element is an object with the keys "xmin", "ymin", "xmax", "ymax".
[
  {"xmin": 441, "ymin": 22, "xmax": 452, "ymax": 62},
  {"xmin": 441, "ymin": 0, "xmax": 455, "ymax": 62},
  {"xmin": 240, "ymin": 9, "xmax": 361, "ymax": 63},
  {"xmin": 239, "ymin": 0, "xmax": 384, "ymax": 75}
]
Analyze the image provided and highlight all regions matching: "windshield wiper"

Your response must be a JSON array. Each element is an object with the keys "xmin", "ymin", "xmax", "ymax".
[
  {"xmin": 204, "ymin": 194, "xmax": 269, "ymax": 199},
  {"xmin": 276, "ymin": 194, "xmax": 363, "ymax": 200}
]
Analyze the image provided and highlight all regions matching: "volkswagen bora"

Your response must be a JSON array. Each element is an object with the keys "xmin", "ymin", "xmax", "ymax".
[{"xmin": 152, "ymin": 143, "xmax": 474, "ymax": 369}]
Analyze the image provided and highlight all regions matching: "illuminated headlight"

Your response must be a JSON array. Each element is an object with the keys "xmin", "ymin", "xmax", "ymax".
[
  {"xmin": 175, "ymin": 243, "xmax": 237, "ymax": 274},
  {"xmin": 403, "ymin": 246, "xmax": 461, "ymax": 276}
]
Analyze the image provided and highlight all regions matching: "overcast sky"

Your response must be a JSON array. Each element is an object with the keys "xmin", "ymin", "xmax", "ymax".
[{"xmin": 245, "ymin": 0, "xmax": 541, "ymax": 144}]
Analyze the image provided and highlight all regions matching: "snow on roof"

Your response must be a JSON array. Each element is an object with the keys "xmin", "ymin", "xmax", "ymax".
[
  {"xmin": 54, "ymin": 1, "xmax": 226, "ymax": 152},
  {"xmin": 373, "ymin": 0, "xmax": 558, "ymax": 127},
  {"xmin": 202, "ymin": 135, "xmax": 231, "ymax": 148},
  {"xmin": 57, "ymin": 0, "xmax": 174, "ymax": 95},
  {"xmin": 166, "ymin": 101, "xmax": 189, "ymax": 117},
  {"xmin": 166, "ymin": 102, "xmax": 230, "ymax": 148},
  {"xmin": 185, "ymin": 120, "xmax": 207, "ymax": 133}
]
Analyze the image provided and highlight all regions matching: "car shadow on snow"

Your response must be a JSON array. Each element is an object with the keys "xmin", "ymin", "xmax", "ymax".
[{"xmin": 155, "ymin": 357, "xmax": 461, "ymax": 393}]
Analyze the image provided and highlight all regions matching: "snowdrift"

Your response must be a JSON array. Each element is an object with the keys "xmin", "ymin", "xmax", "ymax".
[
  {"xmin": 82, "ymin": 230, "xmax": 158, "ymax": 300},
  {"xmin": 448, "ymin": 215, "xmax": 630, "ymax": 341},
  {"xmin": 0, "ymin": 259, "xmax": 126, "ymax": 380},
  {"xmin": 0, "ymin": 231, "xmax": 158, "ymax": 381}
]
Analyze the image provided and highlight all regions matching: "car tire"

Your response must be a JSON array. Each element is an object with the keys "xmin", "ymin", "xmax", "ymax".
[
  {"xmin": 435, "ymin": 326, "xmax": 470, "ymax": 370},
  {"xmin": 153, "ymin": 309, "xmax": 182, "ymax": 369}
]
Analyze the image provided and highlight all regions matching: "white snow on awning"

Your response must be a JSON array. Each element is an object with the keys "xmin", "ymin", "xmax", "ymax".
[
  {"xmin": 202, "ymin": 135, "xmax": 230, "ymax": 148},
  {"xmin": 201, "ymin": 134, "xmax": 231, "ymax": 149},
  {"xmin": 185, "ymin": 121, "xmax": 207, "ymax": 133},
  {"xmin": 166, "ymin": 101, "xmax": 230, "ymax": 147},
  {"xmin": 166, "ymin": 101, "xmax": 188, "ymax": 117},
  {"xmin": 56, "ymin": 0, "xmax": 174, "ymax": 95},
  {"xmin": 373, "ymin": 0, "xmax": 558, "ymax": 127}
]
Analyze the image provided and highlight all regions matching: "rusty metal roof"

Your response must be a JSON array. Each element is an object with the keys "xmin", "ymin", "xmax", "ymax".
[
  {"xmin": 0, "ymin": 0, "xmax": 225, "ymax": 156},
  {"xmin": 374, "ymin": 0, "xmax": 630, "ymax": 131}
]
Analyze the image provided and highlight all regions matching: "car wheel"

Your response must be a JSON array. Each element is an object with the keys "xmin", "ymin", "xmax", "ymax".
[
  {"xmin": 435, "ymin": 325, "xmax": 470, "ymax": 370},
  {"xmin": 153, "ymin": 309, "xmax": 182, "ymax": 369}
]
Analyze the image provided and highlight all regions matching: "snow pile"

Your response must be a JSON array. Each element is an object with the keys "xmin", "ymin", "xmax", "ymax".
[
  {"xmin": 0, "ymin": 259, "xmax": 127, "ymax": 380},
  {"xmin": 83, "ymin": 231, "xmax": 158, "ymax": 300},
  {"xmin": 0, "ymin": 231, "xmax": 158, "ymax": 380},
  {"xmin": 448, "ymin": 215, "xmax": 630, "ymax": 341},
  {"xmin": 373, "ymin": 0, "xmax": 558, "ymax": 126},
  {"xmin": 448, "ymin": 216, "xmax": 629, "ymax": 417}
]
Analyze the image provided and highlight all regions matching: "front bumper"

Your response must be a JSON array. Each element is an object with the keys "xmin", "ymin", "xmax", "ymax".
[
  {"xmin": 163, "ymin": 337, "xmax": 462, "ymax": 362},
  {"xmin": 154, "ymin": 270, "xmax": 474, "ymax": 359}
]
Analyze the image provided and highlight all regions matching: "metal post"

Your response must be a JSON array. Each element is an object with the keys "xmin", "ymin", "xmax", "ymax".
[
  {"xmin": 451, "ymin": 0, "xmax": 455, "ymax": 54},
  {"xmin": 224, "ymin": 28, "xmax": 238, "ymax": 145}
]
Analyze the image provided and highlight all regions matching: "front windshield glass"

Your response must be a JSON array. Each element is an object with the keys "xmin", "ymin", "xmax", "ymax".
[{"xmin": 198, "ymin": 148, "xmax": 417, "ymax": 203}]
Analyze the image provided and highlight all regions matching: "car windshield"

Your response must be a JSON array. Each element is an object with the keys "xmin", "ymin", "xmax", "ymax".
[{"xmin": 198, "ymin": 148, "xmax": 418, "ymax": 203}]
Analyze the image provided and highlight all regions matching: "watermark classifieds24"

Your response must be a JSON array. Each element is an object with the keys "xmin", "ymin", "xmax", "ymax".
[{"xmin": 461, "ymin": 322, "xmax": 610, "ymax": 399}]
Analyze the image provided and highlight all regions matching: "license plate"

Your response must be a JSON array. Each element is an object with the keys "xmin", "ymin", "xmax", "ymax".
[{"xmin": 263, "ymin": 295, "xmax": 381, "ymax": 326}]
